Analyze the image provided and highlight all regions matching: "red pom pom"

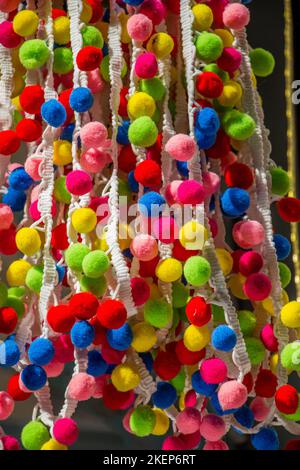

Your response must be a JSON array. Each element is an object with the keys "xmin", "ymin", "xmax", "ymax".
[
  {"xmin": 139, "ymin": 256, "xmax": 159, "ymax": 278},
  {"xmin": 0, "ymin": 225, "xmax": 18, "ymax": 255},
  {"xmin": 51, "ymin": 223, "xmax": 69, "ymax": 251},
  {"xmin": 96, "ymin": 299, "xmax": 127, "ymax": 329},
  {"xmin": 68, "ymin": 292, "xmax": 99, "ymax": 320},
  {"xmin": 102, "ymin": 383, "xmax": 134, "ymax": 410},
  {"xmin": 119, "ymin": 87, "xmax": 129, "ymax": 118},
  {"xmin": 58, "ymin": 88, "xmax": 74, "ymax": 124},
  {"xmin": 76, "ymin": 46, "xmax": 103, "ymax": 72},
  {"xmin": 164, "ymin": 0, "xmax": 180, "ymax": 14},
  {"xmin": 175, "ymin": 339, "xmax": 206, "ymax": 365},
  {"xmin": 196, "ymin": 72, "xmax": 224, "ymax": 98},
  {"xmin": 131, "ymin": 277, "xmax": 150, "ymax": 306},
  {"xmin": 7, "ymin": 373, "xmax": 31, "ymax": 401},
  {"xmin": 186, "ymin": 297, "xmax": 212, "ymax": 327},
  {"xmin": 153, "ymin": 350, "xmax": 181, "ymax": 380},
  {"xmin": 206, "ymin": 129, "xmax": 230, "ymax": 160},
  {"xmin": 254, "ymin": 369, "xmax": 278, "ymax": 398},
  {"xmin": 53, "ymin": 334, "xmax": 74, "ymax": 363},
  {"xmin": 285, "ymin": 439, "xmax": 300, "ymax": 450},
  {"xmin": 20, "ymin": 85, "xmax": 45, "ymax": 115},
  {"xmin": 172, "ymin": 239, "xmax": 198, "ymax": 262},
  {"xmin": 275, "ymin": 384, "xmax": 299, "ymax": 414},
  {"xmin": 224, "ymin": 162, "xmax": 254, "ymax": 189},
  {"xmin": 231, "ymin": 249, "xmax": 245, "ymax": 273},
  {"xmin": 16, "ymin": 119, "xmax": 43, "ymax": 143},
  {"xmin": 86, "ymin": 0, "xmax": 104, "ymax": 23},
  {"xmin": 47, "ymin": 304, "xmax": 75, "ymax": 333},
  {"xmin": 239, "ymin": 251, "xmax": 263, "ymax": 277},
  {"xmin": 52, "ymin": 8, "xmax": 67, "ymax": 19},
  {"xmin": 118, "ymin": 145, "xmax": 136, "ymax": 173},
  {"xmin": 0, "ymin": 307, "xmax": 18, "ymax": 334},
  {"xmin": 277, "ymin": 197, "xmax": 300, "ymax": 223},
  {"xmin": 89, "ymin": 316, "xmax": 107, "ymax": 346},
  {"xmin": 0, "ymin": 130, "xmax": 20, "ymax": 156},
  {"xmin": 242, "ymin": 372, "xmax": 254, "ymax": 393},
  {"xmin": 134, "ymin": 160, "xmax": 161, "ymax": 187}
]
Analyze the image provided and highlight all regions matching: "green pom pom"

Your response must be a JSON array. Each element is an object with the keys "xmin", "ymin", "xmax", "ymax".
[
  {"xmin": 281, "ymin": 342, "xmax": 300, "ymax": 371},
  {"xmin": 238, "ymin": 310, "xmax": 256, "ymax": 336},
  {"xmin": 82, "ymin": 250, "xmax": 110, "ymax": 278},
  {"xmin": 221, "ymin": 109, "xmax": 256, "ymax": 141},
  {"xmin": 270, "ymin": 167, "xmax": 290, "ymax": 196},
  {"xmin": 212, "ymin": 304, "xmax": 225, "ymax": 324},
  {"xmin": 139, "ymin": 77, "xmax": 166, "ymax": 102},
  {"xmin": 152, "ymin": 107, "xmax": 161, "ymax": 124},
  {"xmin": 25, "ymin": 265, "xmax": 43, "ymax": 294},
  {"xmin": 128, "ymin": 116, "xmax": 158, "ymax": 148},
  {"xmin": 144, "ymin": 298, "xmax": 172, "ymax": 328},
  {"xmin": 100, "ymin": 55, "xmax": 127, "ymax": 82},
  {"xmin": 245, "ymin": 337, "xmax": 265, "ymax": 365},
  {"xmin": 129, "ymin": 405, "xmax": 156, "ymax": 437},
  {"xmin": 203, "ymin": 63, "xmax": 229, "ymax": 82},
  {"xmin": 8, "ymin": 287, "xmax": 25, "ymax": 298},
  {"xmin": 5, "ymin": 296, "xmax": 25, "ymax": 318},
  {"xmin": 172, "ymin": 282, "xmax": 189, "ymax": 309},
  {"xmin": 21, "ymin": 421, "xmax": 50, "ymax": 450},
  {"xmin": 183, "ymin": 256, "xmax": 211, "ymax": 287},
  {"xmin": 53, "ymin": 47, "xmax": 73, "ymax": 75},
  {"xmin": 195, "ymin": 32, "xmax": 223, "ymax": 62},
  {"xmin": 80, "ymin": 275, "xmax": 107, "ymax": 297},
  {"xmin": 81, "ymin": 25, "xmax": 104, "ymax": 48},
  {"xmin": 278, "ymin": 262, "xmax": 291, "ymax": 289},
  {"xmin": 19, "ymin": 39, "xmax": 50, "ymax": 70},
  {"xmin": 54, "ymin": 176, "xmax": 71, "ymax": 204},
  {"xmin": 170, "ymin": 368, "xmax": 185, "ymax": 393},
  {"xmin": 250, "ymin": 48, "xmax": 275, "ymax": 77},
  {"xmin": 65, "ymin": 243, "xmax": 91, "ymax": 272},
  {"xmin": 0, "ymin": 282, "xmax": 8, "ymax": 307}
]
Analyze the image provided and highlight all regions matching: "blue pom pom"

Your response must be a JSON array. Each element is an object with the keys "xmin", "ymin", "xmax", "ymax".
[
  {"xmin": 128, "ymin": 170, "xmax": 139, "ymax": 192},
  {"xmin": 138, "ymin": 191, "xmax": 166, "ymax": 217},
  {"xmin": 56, "ymin": 264, "xmax": 66, "ymax": 283},
  {"xmin": 123, "ymin": 248, "xmax": 133, "ymax": 260},
  {"xmin": 139, "ymin": 352, "xmax": 153, "ymax": 372},
  {"xmin": 69, "ymin": 87, "xmax": 94, "ymax": 112},
  {"xmin": 210, "ymin": 392, "xmax": 239, "ymax": 416},
  {"xmin": 3, "ymin": 189, "xmax": 26, "ymax": 212},
  {"xmin": 234, "ymin": 405, "xmax": 254, "ymax": 429},
  {"xmin": 251, "ymin": 427, "xmax": 279, "ymax": 450},
  {"xmin": 20, "ymin": 364, "xmax": 47, "ymax": 391},
  {"xmin": 176, "ymin": 160, "xmax": 189, "ymax": 177},
  {"xmin": 220, "ymin": 187, "xmax": 250, "ymax": 217},
  {"xmin": 41, "ymin": 99, "xmax": 67, "ymax": 128},
  {"xmin": 9, "ymin": 168, "xmax": 33, "ymax": 191},
  {"xmin": 60, "ymin": 123, "xmax": 75, "ymax": 142},
  {"xmin": 194, "ymin": 127, "xmax": 217, "ymax": 149},
  {"xmin": 195, "ymin": 108, "xmax": 220, "ymax": 135},
  {"xmin": 71, "ymin": 320, "xmax": 95, "ymax": 348},
  {"xmin": 0, "ymin": 340, "xmax": 20, "ymax": 366},
  {"xmin": 211, "ymin": 325, "xmax": 237, "ymax": 352},
  {"xmin": 87, "ymin": 350, "xmax": 108, "ymax": 377},
  {"xmin": 106, "ymin": 364, "xmax": 115, "ymax": 374},
  {"xmin": 117, "ymin": 120, "xmax": 130, "ymax": 145},
  {"xmin": 106, "ymin": 323, "xmax": 133, "ymax": 351},
  {"xmin": 152, "ymin": 382, "xmax": 177, "ymax": 409},
  {"xmin": 28, "ymin": 338, "xmax": 55, "ymax": 366},
  {"xmin": 273, "ymin": 234, "xmax": 291, "ymax": 261},
  {"xmin": 191, "ymin": 371, "xmax": 218, "ymax": 396}
]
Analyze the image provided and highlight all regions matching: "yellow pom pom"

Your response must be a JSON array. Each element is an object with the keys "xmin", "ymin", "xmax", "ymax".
[
  {"xmin": 93, "ymin": 233, "xmax": 109, "ymax": 251},
  {"xmin": 13, "ymin": 10, "xmax": 39, "ymax": 37},
  {"xmin": 132, "ymin": 322, "xmax": 157, "ymax": 352},
  {"xmin": 127, "ymin": 92, "xmax": 156, "ymax": 120},
  {"xmin": 179, "ymin": 220, "xmax": 207, "ymax": 250},
  {"xmin": 183, "ymin": 324, "xmax": 210, "ymax": 352},
  {"xmin": 120, "ymin": 12, "xmax": 131, "ymax": 44},
  {"xmin": 281, "ymin": 301, "xmax": 300, "ymax": 328},
  {"xmin": 111, "ymin": 363, "xmax": 140, "ymax": 392},
  {"xmin": 72, "ymin": 208, "xmax": 97, "ymax": 234},
  {"xmin": 16, "ymin": 227, "xmax": 41, "ymax": 256},
  {"xmin": 192, "ymin": 4, "xmax": 213, "ymax": 31},
  {"xmin": 155, "ymin": 258, "xmax": 183, "ymax": 283},
  {"xmin": 217, "ymin": 80, "xmax": 243, "ymax": 108},
  {"xmin": 261, "ymin": 290, "xmax": 289, "ymax": 316},
  {"xmin": 53, "ymin": 17, "xmax": 71, "ymax": 45},
  {"xmin": 7, "ymin": 260, "xmax": 32, "ymax": 287},
  {"xmin": 118, "ymin": 223, "xmax": 134, "ymax": 250},
  {"xmin": 216, "ymin": 248, "xmax": 233, "ymax": 276},
  {"xmin": 147, "ymin": 32, "xmax": 174, "ymax": 59},
  {"xmin": 41, "ymin": 439, "xmax": 67, "ymax": 451},
  {"xmin": 80, "ymin": 2, "xmax": 93, "ymax": 23},
  {"xmin": 12, "ymin": 73, "xmax": 25, "ymax": 99},
  {"xmin": 53, "ymin": 140, "xmax": 72, "ymax": 166},
  {"xmin": 228, "ymin": 273, "xmax": 248, "ymax": 300},
  {"xmin": 214, "ymin": 28, "xmax": 234, "ymax": 47},
  {"xmin": 152, "ymin": 409, "xmax": 169, "ymax": 436}
]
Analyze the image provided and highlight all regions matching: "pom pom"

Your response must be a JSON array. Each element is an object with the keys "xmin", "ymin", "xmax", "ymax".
[
  {"xmin": 97, "ymin": 299, "xmax": 127, "ymax": 329},
  {"xmin": 134, "ymin": 160, "xmax": 161, "ymax": 187},
  {"xmin": 260, "ymin": 323, "xmax": 278, "ymax": 352},
  {"xmin": 184, "ymin": 324, "xmax": 210, "ymax": 352},
  {"xmin": 245, "ymin": 337, "xmax": 265, "ymax": 365},
  {"xmin": 221, "ymin": 187, "xmax": 250, "ymax": 217},
  {"xmin": 111, "ymin": 363, "xmax": 140, "ymax": 392},
  {"xmin": 224, "ymin": 162, "xmax": 254, "ymax": 189},
  {"xmin": 222, "ymin": 109, "xmax": 256, "ymax": 141},
  {"xmin": 0, "ymin": 130, "xmax": 20, "ymax": 155},
  {"xmin": 130, "ymin": 405, "xmax": 156, "ymax": 437},
  {"xmin": 20, "ymin": 365, "xmax": 47, "ymax": 391},
  {"xmin": 69, "ymin": 292, "xmax": 99, "ymax": 321},
  {"xmin": 144, "ymin": 298, "xmax": 172, "ymax": 328},
  {"xmin": 152, "ymin": 382, "xmax": 177, "ymax": 409},
  {"xmin": 1, "ymin": 435, "xmax": 20, "ymax": 450},
  {"xmin": 7, "ymin": 374, "xmax": 31, "ymax": 401},
  {"xmin": 0, "ymin": 391, "xmax": 14, "ymax": 420},
  {"xmin": 183, "ymin": 256, "xmax": 211, "ymax": 287},
  {"xmin": 41, "ymin": 99, "xmax": 66, "ymax": 127},
  {"xmin": 76, "ymin": 46, "xmax": 102, "ymax": 71},
  {"xmin": 128, "ymin": 116, "xmax": 158, "ymax": 147},
  {"xmin": 195, "ymin": 32, "xmax": 223, "ymax": 62},
  {"xmin": 243, "ymin": 272, "xmax": 272, "ymax": 301},
  {"xmin": 0, "ymin": 306, "xmax": 18, "ymax": 334},
  {"xmin": 139, "ymin": 0, "xmax": 166, "ymax": 26},
  {"xmin": 155, "ymin": 258, "xmax": 183, "ymax": 283},
  {"xmin": 69, "ymin": 87, "xmax": 94, "ymax": 112},
  {"xmin": 251, "ymin": 428, "xmax": 279, "ymax": 451},
  {"xmin": 280, "ymin": 301, "xmax": 300, "ymax": 328},
  {"xmin": 21, "ymin": 421, "xmax": 50, "ymax": 450},
  {"xmin": 270, "ymin": 167, "xmax": 290, "ymax": 196},
  {"xmin": 0, "ymin": 21, "xmax": 22, "ymax": 48},
  {"xmin": 275, "ymin": 385, "xmax": 299, "ymax": 415},
  {"xmin": 28, "ymin": 338, "xmax": 55, "ymax": 366},
  {"xmin": 131, "ymin": 278, "xmax": 150, "ymax": 307},
  {"xmin": 200, "ymin": 358, "xmax": 228, "ymax": 384},
  {"xmin": 165, "ymin": 134, "xmax": 197, "ymax": 162},
  {"xmin": 53, "ymin": 418, "xmax": 79, "ymax": 446},
  {"xmin": 106, "ymin": 323, "xmax": 133, "ymax": 351},
  {"xmin": 66, "ymin": 170, "xmax": 93, "ymax": 196},
  {"xmin": 186, "ymin": 296, "xmax": 211, "ymax": 327},
  {"xmin": 67, "ymin": 373, "xmax": 96, "ymax": 401},
  {"xmin": 212, "ymin": 325, "xmax": 237, "ymax": 352},
  {"xmin": 196, "ymin": 71, "xmax": 224, "ymax": 98},
  {"xmin": 127, "ymin": 14, "xmax": 152, "ymax": 42},
  {"xmin": 233, "ymin": 220, "xmax": 265, "ymax": 249},
  {"xmin": 192, "ymin": 4, "xmax": 214, "ymax": 31},
  {"xmin": 131, "ymin": 234, "xmax": 158, "ymax": 261},
  {"xmin": 250, "ymin": 397, "xmax": 270, "ymax": 422},
  {"xmin": 71, "ymin": 207, "xmax": 97, "ymax": 234},
  {"xmin": 131, "ymin": 322, "xmax": 156, "ymax": 352},
  {"xmin": 177, "ymin": 180, "xmax": 205, "ymax": 205},
  {"xmin": 277, "ymin": 197, "xmax": 300, "ymax": 223},
  {"xmin": 250, "ymin": 48, "xmax": 275, "ymax": 77},
  {"xmin": 20, "ymin": 85, "xmax": 44, "ymax": 115},
  {"xmin": 218, "ymin": 380, "xmax": 248, "ymax": 411},
  {"xmin": 223, "ymin": 4, "xmax": 250, "ymax": 30},
  {"xmin": 176, "ymin": 407, "xmax": 201, "ymax": 435},
  {"xmin": 139, "ymin": 77, "xmax": 166, "ymax": 102},
  {"xmin": 146, "ymin": 32, "xmax": 174, "ymax": 59},
  {"xmin": 200, "ymin": 414, "xmax": 226, "ymax": 442},
  {"xmin": 153, "ymin": 350, "xmax": 181, "ymax": 380},
  {"xmin": 19, "ymin": 39, "xmax": 50, "ymax": 70},
  {"xmin": 274, "ymin": 234, "xmax": 291, "ymax": 260},
  {"xmin": 70, "ymin": 320, "xmax": 95, "ymax": 348},
  {"xmin": 254, "ymin": 369, "xmax": 277, "ymax": 398},
  {"xmin": 138, "ymin": 191, "xmax": 165, "ymax": 217},
  {"xmin": 175, "ymin": 339, "xmax": 205, "ymax": 365},
  {"xmin": 135, "ymin": 52, "xmax": 158, "ymax": 79},
  {"xmin": 239, "ymin": 251, "xmax": 263, "ymax": 277},
  {"xmin": 80, "ymin": 122, "xmax": 108, "ymax": 149},
  {"xmin": 65, "ymin": 243, "xmax": 91, "ymax": 272}
]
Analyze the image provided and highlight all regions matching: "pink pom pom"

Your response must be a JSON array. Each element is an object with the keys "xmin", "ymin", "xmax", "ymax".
[
  {"xmin": 127, "ymin": 14, "xmax": 153, "ymax": 42},
  {"xmin": 162, "ymin": 436, "xmax": 186, "ymax": 451},
  {"xmin": 223, "ymin": 4, "xmax": 250, "ymax": 30},
  {"xmin": 135, "ymin": 52, "xmax": 158, "ymax": 79},
  {"xmin": 122, "ymin": 408, "xmax": 134, "ymax": 433},
  {"xmin": 200, "ymin": 358, "xmax": 228, "ymax": 385},
  {"xmin": 66, "ymin": 170, "xmax": 93, "ymax": 196},
  {"xmin": 165, "ymin": 181, "xmax": 182, "ymax": 205},
  {"xmin": 203, "ymin": 171, "xmax": 220, "ymax": 197},
  {"xmin": 139, "ymin": 0, "xmax": 167, "ymax": 26},
  {"xmin": 67, "ymin": 373, "xmax": 96, "ymax": 401},
  {"xmin": 217, "ymin": 47, "xmax": 242, "ymax": 73},
  {"xmin": 184, "ymin": 389, "xmax": 197, "ymax": 408},
  {"xmin": 177, "ymin": 180, "xmax": 205, "ymax": 205},
  {"xmin": 87, "ymin": 69, "xmax": 105, "ymax": 93},
  {"xmin": 260, "ymin": 324, "xmax": 278, "ymax": 353},
  {"xmin": 152, "ymin": 216, "xmax": 179, "ymax": 244},
  {"xmin": 0, "ymin": 203, "xmax": 13, "ymax": 230},
  {"xmin": 0, "ymin": 21, "xmax": 22, "ymax": 48},
  {"xmin": 179, "ymin": 430, "xmax": 201, "ymax": 449},
  {"xmin": 131, "ymin": 277, "xmax": 150, "ymax": 306},
  {"xmin": 92, "ymin": 375, "xmax": 109, "ymax": 399},
  {"xmin": 176, "ymin": 407, "xmax": 201, "ymax": 435},
  {"xmin": 80, "ymin": 147, "xmax": 110, "ymax": 173},
  {"xmin": 53, "ymin": 418, "xmax": 79, "ymax": 446},
  {"xmin": 1, "ymin": 435, "xmax": 20, "ymax": 450},
  {"xmin": 165, "ymin": 134, "xmax": 197, "ymax": 162},
  {"xmin": 203, "ymin": 440, "xmax": 229, "ymax": 451},
  {"xmin": 24, "ymin": 156, "xmax": 43, "ymax": 181},
  {"xmin": 53, "ymin": 335, "xmax": 74, "ymax": 363},
  {"xmin": 232, "ymin": 220, "xmax": 265, "ymax": 249},
  {"xmin": 200, "ymin": 414, "xmax": 226, "ymax": 442},
  {"xmin": 243, "ymin": 272, "xmax": 272, "ymax": 301},
  {"xmin": 43, "ymin": 359, "xmax": 64, "ymax": 378},
  {"xmin": 249, "ymin": 397, "xmax": 270, "ymax": 422},
  {"xmin": 130, "ymin": 234, "xmax": 158, "ymax": 261},
  {"xmin": 218, "ymin": 380, "xmax": 248, "ymax": 411},
  {"xmin": 80, "ymin": 122, "xmax": 108, "ymax": 149},
  {"xmin": 239, "ymin": 251, "xmax": 263, "ymax": 277},
  {"xmin": 0, "ymin": 391, "xmax": 14, "ymax": 420},
  {"xmin": 29, "ymin": 198, "xmax": 56, "ymax": 221}
]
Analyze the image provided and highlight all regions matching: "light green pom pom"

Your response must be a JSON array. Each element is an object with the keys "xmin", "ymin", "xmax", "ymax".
[
  {"xmin": 21, "ymin": 421, "xmax": 50, "ymax": 450},
  {"xmin": 80, "ymin": 275, "xmax": 107, "ymax": 297},
  {"xmin": 8, "ymin": 287, "xmax": 25, "ymax": 298},
  {"xmin": 270, "ymin": 167, "xmax": 290, "ymax": 196},
  {"xmin": 5, "ymin": 296, "xmax": 25, "ymax": 318},
  {"xmin": 25, "ymin": 265, "xmax": 43, "ymax": 294},
  {"xmin": 54, "ymin": 176, "xmax": 72, "ymax": 204},
  {"xmin": 19, "ymin": 39, "xmax": 50, "ymax": 70},
  {"xmin": 172, "ymin": 282, "xmax": 189, "ymax": 309},
  {"xmin": 53, "ymin": 47, "xmax": 73, "ymax": 75},
  {"xmin": 183, "ymin": 256, "xmax": 211, "ymax": 287},
  {"xmin": 65, "ymin": 243, "xmax": 91, "ymax": 272},
  {"xmin": 170, "ymin": 368, "xmax": 185, "ymax": 393},
  {"xmin": 281, "ymin": 342, "xmax": 300, "ymax": 371},
  {"xmin": 81, "ymin": 25, "xmax": 104, "ymax": 48},
  {"xmin": 100, "ymin": 54, "xmax": 127, "ymax": 82},
  {"xmin": 195, "ymin": 32, "xmax": 223, "ymax": 62},
  {"xmin": 245, "ymin": 337, "xmax": 265, "ymax": 365},
  {"xmin": 128, "ymin": 116, "xmax": 158, "ymax": 148},
  {"xmin": 129, "ymin": 405, "xmax": 156, "ymax": 437},
  {"xmin": 139, "ymin": 77, "xmax": 166, "ymax": 102},
  {"xmin": 238, "ymin": 310, "xmax": 257, "ymax": 336},
  {"xmin": 144, "ymin": 298, "xmax": 172, "ymax": 328},
  {"xmin": 221, "ymin": 109, "xmax": 256, "ymax": 141},
  {"xmin": 250, "ymin": 48, "xmax": 275, "ymax": 77},
  {"xmin": 82, "ymin": 250, "xmax": 110, "ymax": 278},
  {"xmin": 278, "ymin": 262, "xmax": 291, "ymax": 289}
]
